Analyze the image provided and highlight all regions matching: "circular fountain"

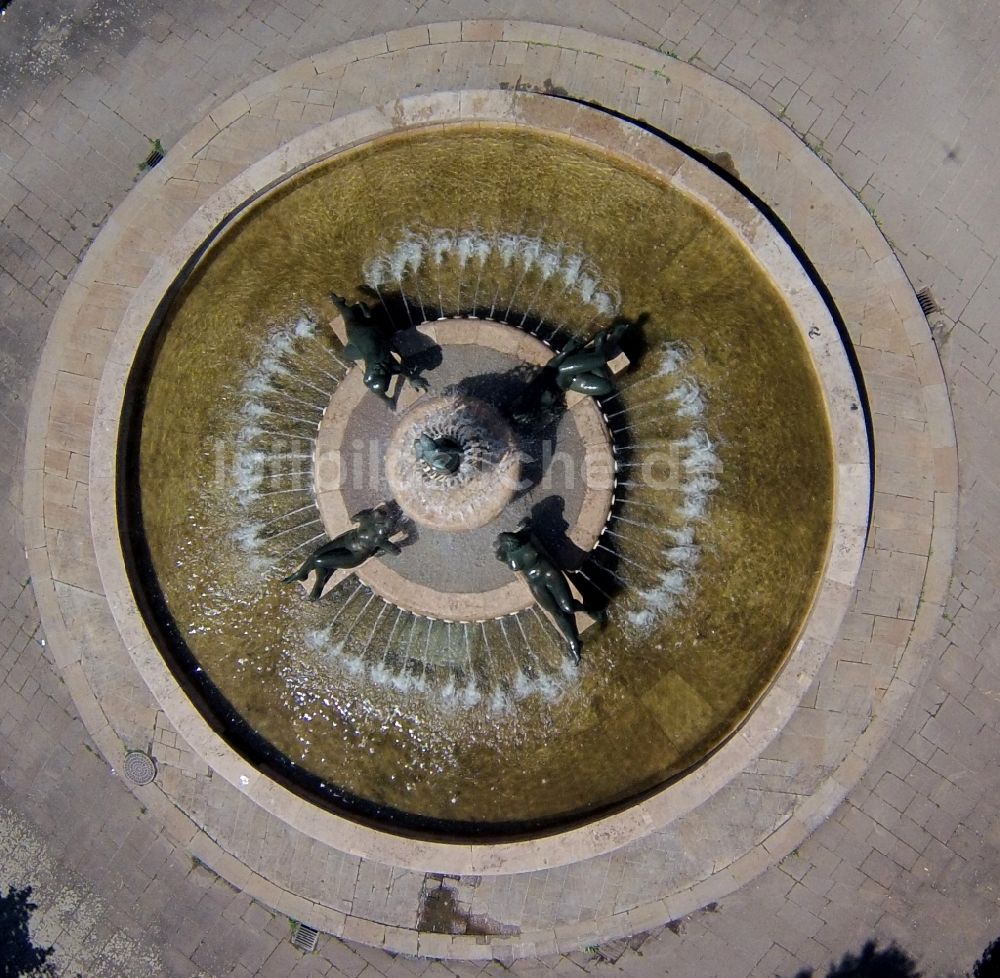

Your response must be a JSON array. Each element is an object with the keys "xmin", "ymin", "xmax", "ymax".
[
  {"xmin": 106, "ymin": 93, "xmax": 868, "ymax": 843},
  {"xmin": 23, "ymin": 27, "xmax": 950, "ymax": 948}
]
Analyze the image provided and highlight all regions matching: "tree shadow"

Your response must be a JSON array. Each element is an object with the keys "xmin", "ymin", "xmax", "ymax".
[
  {"xmin": 786, "ymin": 940, "xmax": 922, "ymax": 978},
  {"xmin": 782, "ymin": 933, "xmax": 1000, "ymax": 978},
  {"xmin": 974, "ymin": 936, "xmax": 1000, "ymax": 978},
  {"xmin": 0, "ymin": 885, "xmax": 56, "ymax": 978}
]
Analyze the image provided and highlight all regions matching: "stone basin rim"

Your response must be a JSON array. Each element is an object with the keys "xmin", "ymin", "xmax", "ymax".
[{"xmin": 82, "ymin": 90, "xmax": 870, "ymax": 873}]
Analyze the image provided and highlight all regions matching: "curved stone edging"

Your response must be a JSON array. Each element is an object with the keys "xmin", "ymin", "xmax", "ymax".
[
  {"xmin": 87, "ymin": 91, "xmax": 867, "ymax": 873},
  {"xmin": 23, "ymin": 22, "xmax": 956, "ymax": 960}
]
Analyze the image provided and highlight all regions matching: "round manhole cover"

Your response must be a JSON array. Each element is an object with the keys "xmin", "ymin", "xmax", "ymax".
[{"xmin": 123, "ymin": 750, "xmax": 157, "ymax": 785}]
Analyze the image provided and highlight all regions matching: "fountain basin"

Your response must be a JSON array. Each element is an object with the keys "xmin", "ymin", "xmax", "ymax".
[{"xmin": 105, "ymin": 93, "xmax": 869, "ymax": 840}]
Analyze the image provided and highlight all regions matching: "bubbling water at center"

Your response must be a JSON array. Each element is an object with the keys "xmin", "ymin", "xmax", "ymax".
[{"xmin": 385, "ymin": 394, "xmax": 522, "ymax": 532}]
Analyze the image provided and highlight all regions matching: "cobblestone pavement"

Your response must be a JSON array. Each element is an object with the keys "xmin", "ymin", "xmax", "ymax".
[{"xmin": 2, "ymin": 0, "xmax": 999, "ymax": 976}]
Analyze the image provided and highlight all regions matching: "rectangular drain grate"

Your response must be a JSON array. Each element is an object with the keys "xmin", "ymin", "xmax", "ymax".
[
  {"xmin": 916, "ymin": 287, "xmax": 940, "ymax": 316},
  {"xmin": 290, "ymin": 921, "xmax": 320, "ymax": 953},
  {"xmin": 140, "ymin": 138, "xmax": 165, "ymax": 171}
]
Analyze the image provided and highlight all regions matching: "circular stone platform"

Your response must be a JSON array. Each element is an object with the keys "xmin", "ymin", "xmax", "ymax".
[
  {"xmin": 23, "ymin": 23, "xmax": 956, "ymax": 960},
  {"xmin": 313, "ymin": 317, "xmax": 618, "ymax": 620}
]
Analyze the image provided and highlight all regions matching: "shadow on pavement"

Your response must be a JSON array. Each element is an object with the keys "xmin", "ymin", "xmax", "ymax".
[
  {"xmin": 782, "ymin": 934, "xmax": 1000, "ymax": 978},
  {"xmin": 974, "ymin": 936, "xmax": 1000, "ymax": 978},
  {"xmin": 0, "ymin": 885, "xmax": 55, "ymax": 978}
]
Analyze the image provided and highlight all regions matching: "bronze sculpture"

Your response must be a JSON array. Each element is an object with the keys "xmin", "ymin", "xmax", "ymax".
[
  {"xmin": 414, "ymin": 433, "xmax": 464, "ymax": 475},
  {"xmin": 330, "ymin": 292, "xmax": 429, "ymax": 399},
  {"xmin": 547, "ymin": 321, "xmax": 630, "ymax": 397},
  {"xmin": 282, "ymin": 506, "xmax": 401, "ymax": 600},
  {"xmin": 511, "ymin": 321, "xmax": 630, "ymax": 422},
  {"xmin": 494, "ymin": 527, "xmax": 587, "ymax": 662}
]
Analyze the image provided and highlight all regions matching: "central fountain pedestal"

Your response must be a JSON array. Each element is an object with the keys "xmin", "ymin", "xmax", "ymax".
[{"xmin": 385, "ymin": 394, "xmax": 520, "ymax": 532}]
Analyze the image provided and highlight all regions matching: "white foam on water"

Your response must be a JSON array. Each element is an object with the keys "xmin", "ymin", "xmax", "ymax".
[
  {"xmin": 667, "ymin": 380, "xmax": 705, "ymax": 418},
  {"xmin": 680, "ymin": 430, "xmax": 720, "ymax": 473},
  {"xmin": 652, "ymin": 568, "xmax": 687, "ymax": 597},
  {"xmin": 627, "ymin": 607, "xmax": 655, "ymax": 628},
  {"xmin": 231, "ymin": 523, "xmax": 262, "ymax": 551},
  {"xmin": 315, "ymin": 607, "xmax": 582, "ymax": 706},
  {"xmin": 538, "ymin": 248, "xmax": 561, "ymax": 280},
  {"xmin": 234, "ymin": 452, "xmax": 265, "ymax": 493},
  {"xmin": 304, "ymin": 627, "xmax": 329, "ymax": 652},
  {"xmin": 259, "ymin": 356, "xmax": 289, "ymax": 377},
  {"xmin": 293, "ymin": 316, "xmax": 316, "ymax": 339},
  {"xmin": 241, "ymin": 402, "xmax": 268, "ymax": 420},
  {"xmin": 668, "ymin": 526, "xmax": 696, "ymax": 546},
  {"xmin": 431, "ymin": 232, "xmax": 453, "ymax": 265},
  {"xmin": 388, "ymin": 250, "xmax": 411, "ymax": 282},
  {"xmin": 269, "ymin": 333, "xmax": 296, "ymax": 358},
  {"xmin": 233, "ymin": 320, "xmax": 331, "ymax": 529},
  {"xmin": 536, "ymin": 673, "xmax": 566, "ymax": 702},
  {"xmin": 664, "ymin": 545, "xmax": 699, "ymax": 566},
  {"xmin": 245, "ymin": 553, "xmax": 270, "ymax": 576},
  {"xmin": 614, "ymin": 347, "xmax": 723, "ymax": 632},
  {"xmin": 363, "ymin": 255, "xmax": 388, "ymax": 287},
  {"xmin": 507, "ymin": 668, "xmax": 567, "ymax": 704},
  {"xmin": 593, "ymin": 292, "xmax": 613, "ymax": 316},
  {"xmin": 685, "ymin": 473, "xmax": 720, "ymax": 497},
  {"xmin": 630, "ymin": 568, "xmax": 688, "ymax": 626},
  {"xmin": 244, "ymin": 375, "xmax": 273, "ymax": 396},
  {"xmin": 497, "ymin": 233, "xmax": 520, "ymax": 266},
  {"xmin": 368, "ymin": 661, "xmax": 393, "ymax": 685},
  {"xmin": 679, "ymin": 493, "xmax": 709, "ymax": 521},
  {"xmin": 235, "ymin": 488, "xmax": 258, "ymax": 507},
  {"xmin": 473, "ymin": 237, "xmax": 492, "ymax": 265},
  {"xmin": 560, "ymin": 254, "xmax": 583, "ymax": 287},
  {"xmin": 455, "ymin": 233, "xmax": 475, "ymax": 267},
  {"xmin": 656, "ymin": 344, "xmax": 689, "ymax": 377},
  {"xmin": 398, "ymin": 239, "xmax": 424, "ymax": 274}
]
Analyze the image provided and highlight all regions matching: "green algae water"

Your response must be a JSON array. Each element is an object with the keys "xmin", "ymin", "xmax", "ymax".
[{"xmin": 134, "ymin": 125, "xmax": 833, "ymax": 831}]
